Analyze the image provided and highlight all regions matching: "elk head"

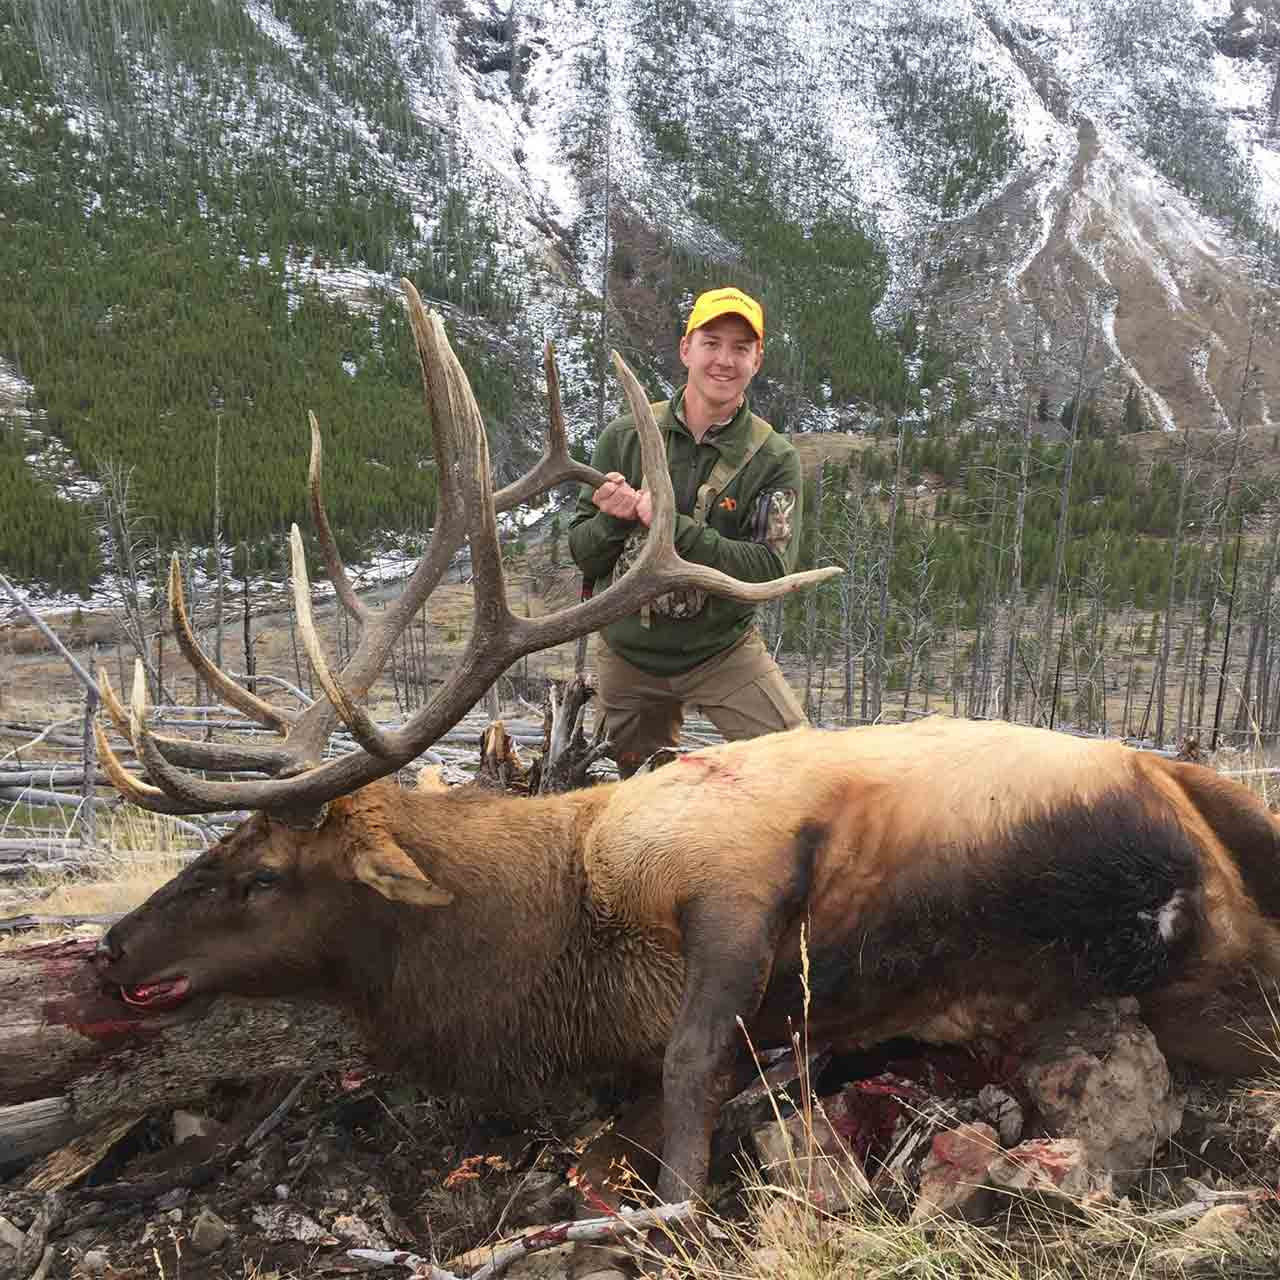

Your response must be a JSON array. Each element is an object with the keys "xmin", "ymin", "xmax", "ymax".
[
  {"xmin": 95, "ymin": 783, "xmax": 451, "ymax": 1009},
  {"xmin": 79, "ymin": 277, "xmax": 840, "ymax": 1004}
]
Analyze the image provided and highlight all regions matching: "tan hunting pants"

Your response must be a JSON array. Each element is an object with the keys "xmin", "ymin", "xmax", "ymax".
[{"xmin": 595, "ymin": 627, "xmax": 807, "ymax": 776}]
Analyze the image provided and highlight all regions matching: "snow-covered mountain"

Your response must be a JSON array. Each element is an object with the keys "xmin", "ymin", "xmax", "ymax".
[{"xmin": 3, "ymin": 0, "xmax": 1280, "ymax": 595}]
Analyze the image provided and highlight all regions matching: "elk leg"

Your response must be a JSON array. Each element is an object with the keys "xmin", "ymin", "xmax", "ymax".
[
  {"xmin": 1143, "ymin": 985, "xmax": 1280, "ymax": 1077},
  {"xmin": 655, "ymin": 899, "xmax": 779, "ymax": 1206}
]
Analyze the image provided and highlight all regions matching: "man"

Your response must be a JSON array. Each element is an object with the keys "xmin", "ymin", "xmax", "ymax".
[{"xmin": 568, "ymin": 286, "xmax": 806, "ymax": 777}]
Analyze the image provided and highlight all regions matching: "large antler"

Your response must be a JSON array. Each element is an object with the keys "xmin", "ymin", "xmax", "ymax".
[{"xmin": 98, "ymin": 279, "xmax": 841, "ymax": 816}]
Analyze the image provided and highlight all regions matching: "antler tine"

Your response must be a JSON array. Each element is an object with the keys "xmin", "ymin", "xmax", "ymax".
[
  {"xmin": 93, "ymin": 717, "xmax": 208, "ymax": 815},
  {"xmin": 129, "ymin": 659, "xmax": 149, "ymax": 744},
  {"xmin": 145, "ymin": 735, "xmax": 300, "ymax": 774},
  {"xmin": 611, "ymin": 350, "xmax": 677, "ymax": 549},
  {"xmin": 98, "ymin": 665, "xmax": 132, "ymax": 739},
  {"xmin": 492, "ymin": 341, "xmax": 606, "ymax": 513},
  {"xmin": 419, "ymin": 307, "xmax": 511, "ymax": 630},
  {"xmin": 289, "ymin": 525, "xmax": 394, "ymax": 757},
  {"xmin": 98, "ymin": 665, "xmax": 291, "ymax": 773},
  {"xmin": 308, "ymin": 411, "xmax": 370, "ymax": 625},
  {"xmin": 168, "ymin": 555, "xmax": 296, "ymax": 734},
  {"xmin": 121, "ymin": 657, "xmax": 262, "ymax": 811}
]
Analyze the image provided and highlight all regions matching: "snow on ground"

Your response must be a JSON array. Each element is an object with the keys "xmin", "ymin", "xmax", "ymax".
[
  {"xmin": 242, "ymin": 0, "xmax": 309, "ymax": 59},
  {"xmin": 1190, "ymin": 339, "xmax": 1234, "ymax": 429},
  {"xmin": 0, "ymin": 358, "xmax": 33, "ymax": 418}
]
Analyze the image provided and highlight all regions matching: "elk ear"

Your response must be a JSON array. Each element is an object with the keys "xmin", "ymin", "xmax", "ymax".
[{"xmin": 352, "ymin": 839, "xmax": 454, "ymax": 907}]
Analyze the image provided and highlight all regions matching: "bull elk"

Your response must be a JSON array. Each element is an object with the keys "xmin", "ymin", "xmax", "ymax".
[{"xmin": 79, "ymin": 282, "xmax": 1280, "ymax": 1215}]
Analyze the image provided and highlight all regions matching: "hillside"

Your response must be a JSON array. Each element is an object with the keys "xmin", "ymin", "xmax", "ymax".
[
  {"xmin": 8, "ymin": 0, "xmax": 1280, "ymax": 745},
  {"xmin": 4, "ymin": 0, "xmax": 1280, "ymax": 590}
]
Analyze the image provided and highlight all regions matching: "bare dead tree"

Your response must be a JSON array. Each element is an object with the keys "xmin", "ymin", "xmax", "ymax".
[
  {"xmin": 213, "ymin": 414, "xmax": 225, "ymax": 674},
  {"xmin": 94, "ymin": 459, "xmax": 171, "ymax": 704},
  {"xmin": 899, "ymin": 527, "xmax": 936, "ymax": 719},
  {"xmin": 1252, "ymin": 506, "xmax": 1280, "ymax": 738},
  {"xmin": 1194, "ymin": 313, "xmax": 1259, "ymax": 730},
  {"xmin": 802, "ymin": 462, "xmax": 826, "ymax": 717},
  {"xmin": 1036, "ymin": 300, "xmax": 1095, "ymax": 722},
  {"xmin": 1003, "ymin": 366, "xmax": 1036, "ymax": 721},
  {"xmin": 871, "ymin": 424, "xmax": 906, "ymax": 720},
  {"xmin": 1178, "ymin": 538, "xmax": 1208, "ymax": 740},
  {"xmin": 1156, "ymin": 424, "xmax": 1195, "ymax": 746},
  {"xmin": 1211, "ymin": 518, "xmax": 1246, "ymax": 751}
]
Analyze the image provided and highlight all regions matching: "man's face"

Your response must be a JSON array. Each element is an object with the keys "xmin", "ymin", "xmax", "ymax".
[{"xmin": 679, "ymin": 313, "xmax": 763, "ymax": 412}]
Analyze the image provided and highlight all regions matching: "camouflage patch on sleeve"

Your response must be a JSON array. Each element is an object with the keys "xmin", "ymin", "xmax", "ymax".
[{"xmin": 761, "ymin": 488, "xmax": 798, "ymax": 558}]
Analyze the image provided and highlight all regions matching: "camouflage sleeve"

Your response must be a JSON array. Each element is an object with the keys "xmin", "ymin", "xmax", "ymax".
[{"xmin": 748, "ymin": 488, "xmax": 800, "ymax": 569}]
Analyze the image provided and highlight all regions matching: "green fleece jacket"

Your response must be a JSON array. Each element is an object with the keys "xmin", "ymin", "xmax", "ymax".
[{"xmin": 568, "ymin": 389, "xmax": 803, "ymax": 676}]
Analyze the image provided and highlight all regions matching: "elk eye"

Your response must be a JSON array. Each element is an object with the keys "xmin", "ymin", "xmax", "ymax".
[{"xmin": 250, "ymin": 869, "xmax": 282, "ymax": 890}]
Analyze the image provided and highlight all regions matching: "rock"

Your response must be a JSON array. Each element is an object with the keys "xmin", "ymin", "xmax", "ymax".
[
  {"xmin": 988, "ymin": 1137, "xmax": 1101, "ymax": 1206},
  {"xmin": 502, "ymin": 1241, "xmax": 573, "ymax": 1278},
  {"xmin": 1017, "ymin": 999, "xmax": 1183, "ymax": 1195},
  {"xmin": 977, "ymin": 1085, "xmax": 1023, "ymax": 1147},
  {"xmin": 1186, "ymin": 1202, "xmax": 1253, "ymax": 1242},
  {"xmin": 79, "ymin": 1250, "xmax": 110, "ymax": 1275},
  {"xmin": 172, "ymin": 1110, "xmax": 221, "ymax": 1144},
  {"xmin": 250, "ymin": 1204, "xmax": 337, "ymax": 1246},
  {"xmin": 752, "ymin": 1099, "xmax": 870, "ymax": 1213},
  {"xmin": 189, "ymin": 1208, "xmax": 230, "ymax": 1255},
  {"xmin": 720, "ymin": 1045, "xmax": 833, "ymax": 1142},
  {"xmin": 154, "ymin": 1188, "xmax": 188, "ymax": 1211},
  {"xmin": 909, "ymin": 1122, "xmax": 999, "ymax": 1225},
  {"xmin": 0, "ymin": 1214, "xmax": 25, "ymax": 1251},
  {"xmin": 331, "ymin": 1213, "xmax": 391, "ymax": 1251}
]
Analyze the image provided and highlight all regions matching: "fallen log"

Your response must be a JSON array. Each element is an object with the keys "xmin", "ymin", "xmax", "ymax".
[
  {"xmin": 0, "ymin": 940, "xmax": 369, "ymax": 1165},
  {"xmin": 0, "ymin": 913, "xmax": 124, "ymax": 937}
]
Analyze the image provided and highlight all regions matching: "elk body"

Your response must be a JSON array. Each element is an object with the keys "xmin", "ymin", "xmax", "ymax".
[
  {"xmin": 66, "ymin": 280, "xmax": 1280, "ymax": 1209},
  {"xmin": 96, "ymin": 717, "xmax": 1280, "ymax": 1203}
]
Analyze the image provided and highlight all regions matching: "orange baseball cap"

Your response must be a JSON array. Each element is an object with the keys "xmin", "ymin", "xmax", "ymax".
[{"xmin": 684, "ymin": 287, "xmax": 764, "ymax": 343}]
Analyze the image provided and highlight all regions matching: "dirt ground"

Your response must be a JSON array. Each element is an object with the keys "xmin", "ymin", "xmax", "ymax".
[{"xmin": 5, "ymin": 1029, "xmax": 1280, "ymax": 1280}]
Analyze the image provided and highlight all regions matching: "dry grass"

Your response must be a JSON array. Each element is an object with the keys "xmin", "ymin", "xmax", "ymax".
[
  {"xmin": 0, "ymin": 801, "xmax": 199, "ymax": 948},
  {"xmin": 644, "ymin": 1114, "xmax": 1280, "ymax": 1280},
  {"xmin": 636, "ymin": 934, "xmax": 1280, "ymax": 1280}
]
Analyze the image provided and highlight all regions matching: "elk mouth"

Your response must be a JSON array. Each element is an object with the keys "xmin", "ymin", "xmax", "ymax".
[{"xmin": 119, "ymin": 976, "xmax": 192, "ymax": 1010}]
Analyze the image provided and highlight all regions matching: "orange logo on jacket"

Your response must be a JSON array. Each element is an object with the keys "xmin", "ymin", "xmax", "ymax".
[{"xmin": 719, "ymin": 497, "xmax": 737, "ymax": 511}]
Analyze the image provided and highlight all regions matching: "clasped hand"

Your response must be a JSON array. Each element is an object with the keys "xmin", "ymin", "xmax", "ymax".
[{"xmin": 592, "ymin": 472, "xmax": 652, "ymax": 528}]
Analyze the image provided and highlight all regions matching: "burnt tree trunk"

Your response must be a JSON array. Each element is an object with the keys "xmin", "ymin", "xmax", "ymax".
[
  {"xmin": 0, "ymin": 940, "xmax": 367, "ymax": 1165},
  {"xmin": 536, "ymin": 677, "xmax": 608, "ymax": 794}
]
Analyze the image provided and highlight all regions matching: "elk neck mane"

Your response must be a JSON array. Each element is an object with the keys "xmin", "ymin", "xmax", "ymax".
[{"xmin": 333, "ymin": 781, "xmax": 684, "ymax": 1099}]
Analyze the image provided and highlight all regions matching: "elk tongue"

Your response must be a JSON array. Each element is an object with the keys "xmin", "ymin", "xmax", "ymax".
[{"xmin": 120, "ymin": 977, "xmax": 191, "ymax": 1010}]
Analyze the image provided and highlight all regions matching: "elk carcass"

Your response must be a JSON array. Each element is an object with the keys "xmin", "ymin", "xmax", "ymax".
[{"xmin": 79, "ymin": 283, "xmax": 1280, "ymax": 1210}]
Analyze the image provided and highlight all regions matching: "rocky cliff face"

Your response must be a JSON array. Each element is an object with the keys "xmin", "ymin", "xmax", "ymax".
[{"xmin": 413, "ymin": 0, "xmax": 1280, "ymax": 433}]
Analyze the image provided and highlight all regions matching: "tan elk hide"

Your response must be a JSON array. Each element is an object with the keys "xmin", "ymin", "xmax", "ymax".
[{"xmin": 94, "ymin": 717, "xmax": 1280, "ymax": 1206}]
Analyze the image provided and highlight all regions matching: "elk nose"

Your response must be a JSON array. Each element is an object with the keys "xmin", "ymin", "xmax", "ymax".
[{"xmin": 94, "ymin": 932, "xmax": 123, "ymax": 966}]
